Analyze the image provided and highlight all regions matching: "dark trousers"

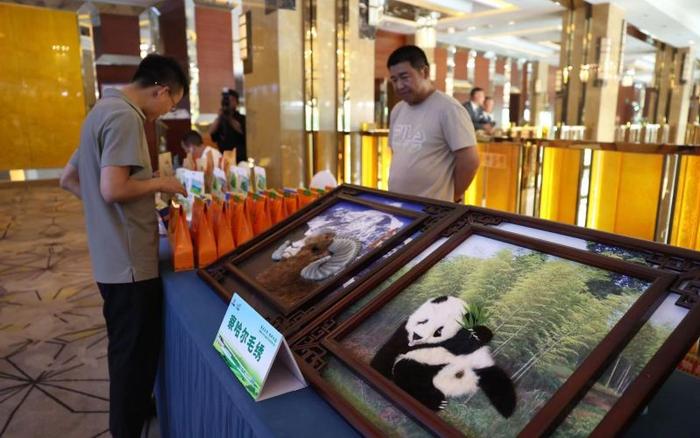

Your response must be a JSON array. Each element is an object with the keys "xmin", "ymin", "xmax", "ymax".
[{"xmin": 98, "ymin": 277, "xmax": 163, "ymax": 438}]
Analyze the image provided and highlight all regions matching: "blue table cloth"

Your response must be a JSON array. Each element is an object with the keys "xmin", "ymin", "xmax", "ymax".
[
  {"xmin": 155, "ymin": 239, "xmax": 360, "ymax": 438},
  {"xmin": 154, "ymin": 239, "xmax": 699, "ymax": 437}
]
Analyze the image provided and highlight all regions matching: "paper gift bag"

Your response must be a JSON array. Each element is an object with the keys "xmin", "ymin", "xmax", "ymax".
[
  {"xmin": 245, "ymin": 194, "xmax": 255, "ymax": 227},
  {"xmin": 191, "ymin": 197, "xmax": 205, "ymax": 241},
  {"xmin": 158, "ymin": 152, "xmax": 174, "ymax": 177},
  {"xmin": 171, "ymin": 207, "xmax": 194, "ymax": 272},
  {"xmin": 267, "ymin": 191, "xmax": 286, "ymax": 225},
  {"xmin": 216, "ymin": 200, "xmax": 236, "ymax": 256},
  {"xmin": 251, "ymin": 194, "xmax": 272, "ymax": 236},
  {"xmin": 284, "ymin": 191, "xmax": 299, "ymax": 217},
  {"xmin": 168, "ymin": 202, "xmax": 180, "ymax": 237},
  {"xmin": 194, "ymin": 203, "xmax": 218, "ymax": 268},
  {"xmin": 230, "ymin": 197, "xmax": 254, "ymax": 246},
  {"xmin": 297, "ymin": 188, "xmax": 317, "ymax": 209}
]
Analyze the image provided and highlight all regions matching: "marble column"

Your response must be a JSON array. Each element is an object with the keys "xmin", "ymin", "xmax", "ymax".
[
  {"xmin": 557, "ymin": 2, "xmax": 625, "ymax": 141},
  {"xmin": 244, "ymin": 6, "xmax": 305, "ymax": 188}
]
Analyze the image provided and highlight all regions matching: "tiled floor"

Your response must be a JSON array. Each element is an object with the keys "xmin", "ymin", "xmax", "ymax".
[{"xmin": 0, "ymin": 184, "xmax": 159, "ymax": 438}]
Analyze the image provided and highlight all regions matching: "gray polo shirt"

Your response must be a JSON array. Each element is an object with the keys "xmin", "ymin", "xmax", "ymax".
[
  {"xmin": 69, "ymin": 88, "xmax": 158, "ymax": 284},
  {"xmin": 388, "ymin": 90, "xmax": 476, "ymax": 202}
]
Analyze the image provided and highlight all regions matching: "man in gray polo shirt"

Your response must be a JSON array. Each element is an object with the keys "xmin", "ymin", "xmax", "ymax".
[
  {"xmin": 60, "ymin": 54, "xmax": 188, "ymax": 438},
  {"xmin": 387, "ymin": 45, "xmax": 480, "ymax": 203}
]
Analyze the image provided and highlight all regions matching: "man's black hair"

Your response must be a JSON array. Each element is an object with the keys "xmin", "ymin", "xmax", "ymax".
[
  {"xmin": 132, "ymin": 54, "xmax": 190, "ymax": 96},
  {"xmin": 225, "ymin": 89, "xmax": 240, "ymax": 100},
  {"xmin": 182, "ymin": 130, "xmax": 202, "ymax": 146},
  {"xmin": 387, "ymin": 45, "xmax": 429, "ymax": 70},
  {"xmin": 470, "ymin": 87, "xmax": 485, "ymax": 98}
]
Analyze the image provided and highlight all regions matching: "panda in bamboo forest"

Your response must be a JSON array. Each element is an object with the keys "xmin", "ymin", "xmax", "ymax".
[{"xmin": 370, "ymin": 295, "xmax": 516, "ymax": 417}]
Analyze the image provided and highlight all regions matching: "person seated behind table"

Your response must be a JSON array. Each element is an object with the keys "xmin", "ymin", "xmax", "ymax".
[
  {"xmin": 478, "ymin": 96, "xmax": 496, "ymax": 133},
  {"xmin": 463, "ymin": 87, "xmax": 487, "ymax": 131},
  {"xmin": 181, "ymin": 130, "xmax": 222, "ymax": 168}
]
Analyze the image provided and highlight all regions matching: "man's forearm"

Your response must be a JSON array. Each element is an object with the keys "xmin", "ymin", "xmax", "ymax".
[
  {"xmin": 101, "ymin": 176, "xmax": 161, "ymax": 204},
  {"xmin": 61, "ymin": 178, "xmax": 82, "ymax": 199},
  {"xmin": 59, "ymin": 163, "xmax": 82, "ymax": 200},
  {"xmin": 453, "ymin": 148, "xmax": 480, "ymax": 202}
]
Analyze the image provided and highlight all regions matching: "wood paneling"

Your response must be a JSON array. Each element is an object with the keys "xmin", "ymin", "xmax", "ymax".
[
  {"xmin": 374, "ymin": 29, "xmax": 407, "ymax": 79},
  {"xmin": 94, "ymin": 13, "xmax": 139, "ymax": 58},
  {"xmin": 159, "ymin": 0, "xmax": 188, "ymax": 66},
  {"xmin": 95, "ymin": 65, "xmax": 137, "ymax": 96},
  {"xmin": 474, "ymin": 53, "xmax": 489, "ymax": 89},
  {"xmin": 433, "ymin": 47, "xmax": 446, "ymax": 92},
  {"xmin": 195, "ymin": 5, "xmax": 235, "ymax": 114}
]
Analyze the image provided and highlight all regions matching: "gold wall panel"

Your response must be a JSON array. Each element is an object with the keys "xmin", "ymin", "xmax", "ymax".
[
  {"xmin": 0, "ymin": 4, "xmax": 85, "ymax": 170},
  {"xmin": 464, "ymin": 143, "xmax": 486, "ymax": 207},
  {"xmin": 587, "ymin": 151, "xmax": 663, "ymax": 240},
  {"xmin": 462, "ymin": 144, "xmax": 518, "ymax": 212},
  {"xmin": 670, "ymin": 156, "xmax": 700, "ymax": 250},
  {"xmin": 539, "ymin": 147, "xmax": 582, "ymax": 224},
  {"xmin": 377, "ymin": 135, "xmax": 391, "ymax": 191},
  {"xmin": 360, "ymin": 134, "xmax": 378, "ymax": 188},
  {"xmin": 480, "ymin": 143, "xmax": 520, "ymax": 212}
]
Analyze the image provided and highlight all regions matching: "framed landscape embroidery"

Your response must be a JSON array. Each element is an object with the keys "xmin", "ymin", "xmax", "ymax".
[{"xmin": 292, "ymin": 222, "xmax": 699, "ymax": 437}]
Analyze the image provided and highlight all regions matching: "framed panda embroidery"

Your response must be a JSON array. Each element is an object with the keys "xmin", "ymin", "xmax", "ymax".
[{"xmin": 291, "ymin": 223, "xmax": 697, "ymax": 437}]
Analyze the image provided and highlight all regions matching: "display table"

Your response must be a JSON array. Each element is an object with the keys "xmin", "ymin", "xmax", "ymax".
[
  {"xmin": 155, "ymin": 239, "xmax": 359, "ymax": 438},
  {"xmin": 155, "ymin": 238, "xmax": 698, "ymax": 437}
]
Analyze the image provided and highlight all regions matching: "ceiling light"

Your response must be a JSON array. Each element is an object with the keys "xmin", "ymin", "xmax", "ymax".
[
  {"xmin": 448, "ymin": 27, "xmax": 455, "ymax": 34},
  {"xmin": 467, "ymin": 26, "xmax": 476, "ymax": 31},
  {"xmin": 689, "ymin": 40, "xmax": 696, "ymax": 46},
  {"xmin": 508, "ymin": 21, "xmax": 515, "ymax": 25}
]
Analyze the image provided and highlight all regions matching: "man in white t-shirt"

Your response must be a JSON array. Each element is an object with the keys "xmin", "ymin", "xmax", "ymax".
[{"xmin": 387, "ymin": 45, "xmax": 480, "ymax": 203}]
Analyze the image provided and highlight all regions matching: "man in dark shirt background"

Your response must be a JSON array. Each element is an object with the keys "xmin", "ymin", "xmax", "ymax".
[{"xmin": 209, "ymin": 89, "xmax": 247, "ymax": 163}]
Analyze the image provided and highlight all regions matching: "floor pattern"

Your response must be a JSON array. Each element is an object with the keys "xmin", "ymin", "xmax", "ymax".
[{"xmin": 0, "ymin": 185, "xmax": 157, "ymax": 437}]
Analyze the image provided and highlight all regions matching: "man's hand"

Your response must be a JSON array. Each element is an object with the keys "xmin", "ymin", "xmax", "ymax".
[
  {"xmin": 59, "ymin": 162, "xmax": 81, "ymax": 199},
  {"xmin": 101, "ymin": 167, "xmax": 186, "ymax": 204},
  {"xmin": 157, "ymin": 176, "xmax": 187, "ymax": 197}
]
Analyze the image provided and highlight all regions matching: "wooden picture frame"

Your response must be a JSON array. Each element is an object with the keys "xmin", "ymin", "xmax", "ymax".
[
  {"xmin": 463, "ymin": 206, "xmax": 700, "ymax": 309},
  {"xmin": 291, "ymin": 221, "xmax": 699, "ymax": 437},
  {"xmin": 198, "ymin": 185, "xmax": 465, "ymax": 336},
  {"xmin": 224, "ymin": 194, "xmax": 425, "ymax": 315}
]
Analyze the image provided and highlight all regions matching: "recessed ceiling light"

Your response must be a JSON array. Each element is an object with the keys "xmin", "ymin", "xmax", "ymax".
[
  {"xmin": 690, "ymin": 40, "xmax": 696, "ymax": 45},
  {"xmin": 467, "ymin": 26, "xmax": 476, "ymax": 31},
  {"xmin": 508, "ymin": 21, "xmax": 515, "ymax": 25},
  {"xmin": 448, "ymin": 27, "xmax": 455, "ymax": 34}
]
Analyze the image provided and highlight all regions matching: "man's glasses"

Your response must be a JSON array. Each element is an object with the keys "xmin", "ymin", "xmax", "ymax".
[{"xmin": 153, "ymin": 81, "xmax": 178, "ymax": 112}]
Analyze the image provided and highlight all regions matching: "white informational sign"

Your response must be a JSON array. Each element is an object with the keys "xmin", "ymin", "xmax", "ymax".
[{"xmin": 213, "ymin": 294, "xmax": 307, "ymax": 401}]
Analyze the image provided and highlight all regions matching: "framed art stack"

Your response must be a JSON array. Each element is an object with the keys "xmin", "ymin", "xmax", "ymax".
[
  {"xmin": 198, "ymin": 185, "xmax": 465, "ymax": 336},
  {"xmin": 288, "ymin": 205, "xmax": 700, "ymax": 437}
]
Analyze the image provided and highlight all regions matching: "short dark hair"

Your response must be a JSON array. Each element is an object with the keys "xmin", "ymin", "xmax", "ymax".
[
  {"xmin": 132, "ymin": 54, "xmax": 189, "ymax": 96},
  {"xmin": 387, "ymin": 45, "xmax": 429, "ymax": 70},
  {"xmin": 470, "ymin": 87, "xmax": 484, "ymax": 98},
  {"xmin": 226, "ymin": 89, "xmax": 240, "ymax": 100},
  {"xmin": 485, "ymin": 96, "xmax": 493, "ymax": 102},
  {"xmin": 182, "ymin": 130, "xmax": 202, "ymax": 146}
]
